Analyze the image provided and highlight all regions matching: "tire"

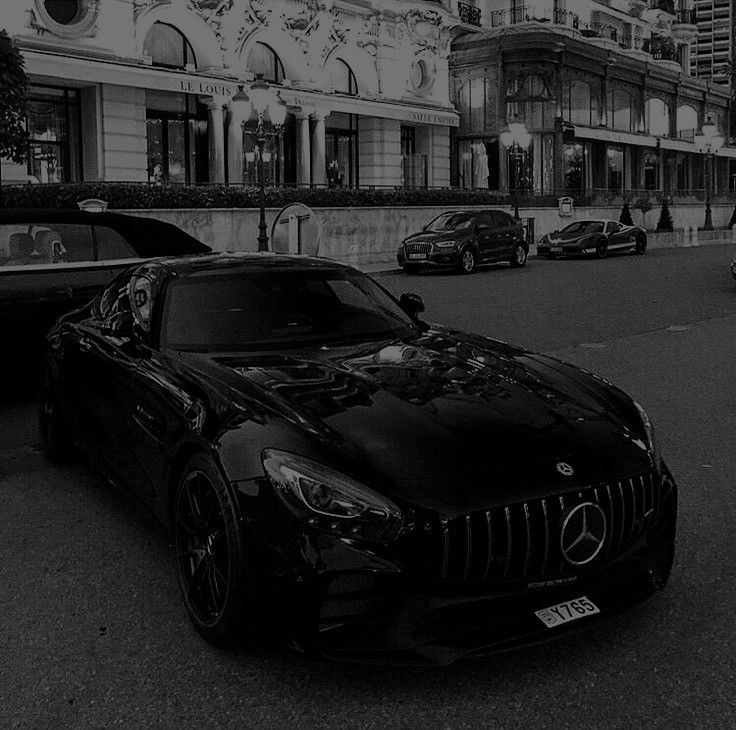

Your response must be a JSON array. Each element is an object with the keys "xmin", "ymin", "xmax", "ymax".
[
  {"xmin": 635, "ymin": 233, "xmax": 647, "ymax": 255},
  {"xmin": 173, "ymin": 453, "xmax": 253, "ymax": 646},
  {"xmin": 595, "ymin": 238, "xmax": 608, "ymax": 259},
  {"xmin": 37, "ymin": 365, "xmax": 75, "ymax": 463},
  {"xmin": 458, "ymin": 247, "xmax": 477, "ymax": 274},
  {"xmin": 510, "ymin": 243, "xmax": 528, "ymax": 268}
]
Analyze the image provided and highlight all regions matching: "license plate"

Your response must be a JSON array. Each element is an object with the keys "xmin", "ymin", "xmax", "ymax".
[
  {"xmin": 408, "ymin": 253, "xmax": 427, "ymax": 259},
  {"xmin": 535, "ymin": 596, "xmax": 599, "ymax": 628}
]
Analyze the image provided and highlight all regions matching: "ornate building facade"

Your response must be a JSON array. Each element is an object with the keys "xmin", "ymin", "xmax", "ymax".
[
  {"xmin": 449, "ymin": 0, "xmax": 735, "ymax": 196},
  {"xmin": 1, "ymin": 0, "xmax": 464, "ymax": 187}
]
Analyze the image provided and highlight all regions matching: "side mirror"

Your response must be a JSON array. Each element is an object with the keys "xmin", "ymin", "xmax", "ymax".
[
  {"xmin": 399, "ymin": 292, "xmax": 425, "ymax": 316},
  {"xmin": 103, "ymin": 311, "xmax": 135, "ymax": 339}
]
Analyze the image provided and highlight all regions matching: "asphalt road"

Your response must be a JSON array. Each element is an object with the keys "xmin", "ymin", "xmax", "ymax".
[{"xmin": 1, "ymin": 244, "xmax": 735, "ymax": 729}]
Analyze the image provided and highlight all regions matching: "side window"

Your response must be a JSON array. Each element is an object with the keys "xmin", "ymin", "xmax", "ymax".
[
  {"xmin": 0, "ymin": 224, "xmax": 36, "ymax": 266},
  {"xmin": 476, "ymin": 211, "xmax": 495, "ymax": 229},
  {"xmin": 496, "ymin": 212, "xmax": 517, "ymax": 228},
  {"xmin": 94, "ymin": 226, "xmax": 137, "ymax": 261},
  {"xmin": 0, "ymin": 223, "xmax": 93, "ymax": 266},
  {"xmin": 606, "ymin": 222, "xmax": 620, "ymax": 234}
]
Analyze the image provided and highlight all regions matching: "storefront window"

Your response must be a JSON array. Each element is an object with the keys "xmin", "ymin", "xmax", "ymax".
[
  {"xmin": 247, "ymin": 43, "xmax": 285, "ymax": 83},
  {"xmin": 647, "ymin": 98, "xmax": 670, "ymax": 137},
  {"xmin": 564, "ymin": 142, "xmax": 584, "ymax": 192},
  {"xmin": 610, "ymin": 89, "xmax": 633, "ymax": 132},
  {"xmin": 402, "ymin": 125, "xmax": 426, "ymax": 188},
  {"xmin": 607, "ymin": 146, "xmax": 624, "ymax": 191},
  {"xmin": 144, "ymin": 22, "xmax": 196, "ymax": 69},
  {"xmin": 146, "ymin": 91, "xmax": 208, "ymax": 183},
  {"xmin": 326, "ymin": 112, "xmax": 358, "ymax": 187},
  {"xmin": 676, "ymin": 155, "xmax": 689, "ymax": 193},
  {"xmin": 564, "ymin": 81, "xmax": 598, "ymax": 126},
  {"xmin": 676, "ymin": 105, "xmax": 698, "ymax": 141},
  {"xmin": 643, "ymin": 150, "xmax": 659, "ymax": 190},
  {"xmin": 26, "ymin": 86, "xmax": 82, "ymax": 183}
]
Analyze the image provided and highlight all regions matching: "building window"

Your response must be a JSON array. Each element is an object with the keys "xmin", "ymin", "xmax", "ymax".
[
  {"xmin": 143, "ymin": 23, "xmax": 196, "ymax": 69},
  {"xmin": 326, "ymin": 112, "xmax": 358, "ymax": 188},
  {"xmin": 647, "ymin": 98, "xmax": 670, "ymax": 137},
  {"xmin": 146, "ymin": 91, "xmax": 208, "ymax": 183},
  {"xmin": 676, "ymin": 105, "xmax": 698, "ymax": 141},
  {"xmin": 563, "ymin": 142, "xmax": 585, "ymax": 192},
  {"xmin": 328, "ymin": 59, "xmax": 358, "ymax": 95},
  {"xmin": 26, "ymin": 85, "xmax": 82, "ymax": 183},
  {"xmin": 44, "ymin": 0, "xmax": 84, "ymax": 25},
  {"xmin": 607, "ymin": 145, "xmax": 624, "ymax": 191},
  {"xmin": 610, "ymin": 89, "xmax": 633, "ymax": 132},
  {"xmin": 401, "ymin": 126, "xmax": 427, "ymax": 188},
  {"xmin": 247, "ymin": 43, "xmax": 285, "ymax": 83},
  {"xmin": 643, "ymin": 150, "xmax": 659, "ymax": 190}
]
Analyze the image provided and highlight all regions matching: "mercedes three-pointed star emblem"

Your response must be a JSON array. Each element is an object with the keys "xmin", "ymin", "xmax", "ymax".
[
  {"xmin": 556, "ymin": 461, "xmax": 575, "ymax": 477},
  {"xmin": 560, "ymin": 502, "xmax": 607, "ymax": 566}
]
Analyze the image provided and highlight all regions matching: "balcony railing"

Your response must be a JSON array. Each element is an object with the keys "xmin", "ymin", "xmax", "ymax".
[
  {"xmin": 489, "ymin": 7, "xmax": 579, "ymax": 30},
  {"xmin": 674, "ymin": 9, "xmax": 697, "ymax": 25},
  {"xmin": 457, "ymin": 2, "xmax": 481, "ymax": 26},
  {"xmin": 643, "ymin": 37, "xmax": 678, "ymax": 60},
  {"xmin": 587, "ymin": 22, "xmax": 619, "ymax": 42}
]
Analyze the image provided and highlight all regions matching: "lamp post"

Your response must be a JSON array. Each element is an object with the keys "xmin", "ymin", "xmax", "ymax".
[
  {"xmin": 694, "ymin": 115, "xmax": 724, "ymax": 231},
  {"xmin": 500, "ymin": 116, "xmax": 531, "ymax": 221},
  {"xmin": 232, "ymin": 74, "xmax": 288, "ymax": 252}
]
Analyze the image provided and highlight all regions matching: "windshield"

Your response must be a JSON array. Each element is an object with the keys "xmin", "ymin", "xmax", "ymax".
[
  {"xmin": 425, "ymin": 212, "xmax": 475, "ymax": 232},
  {"xmin": 160, "ymin": 268, "xmax": 418, "ymax": 352},
  {"xmin": 559, "ymin": 221, "xmax": 605, "ymax": 236}
]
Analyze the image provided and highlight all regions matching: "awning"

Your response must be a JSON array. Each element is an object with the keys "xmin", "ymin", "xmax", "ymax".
[
  {"xmin": 22, "ymin": 47, "xmax": 460, "ymax": 127},
  {"xmin": 573, "ymin": 125, "xmax": 657, "ymax": 147},
  {"xmin": 659, "ymin": 137, "xmax": 736, "ymax": 158}
]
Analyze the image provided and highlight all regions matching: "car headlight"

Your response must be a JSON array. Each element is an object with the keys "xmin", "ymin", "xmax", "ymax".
[
  {"xmin": 634, "ymin": 401, "xmax": 657, "ymax": 461},
  {"xmin": 262, "ymin": 449, "xmax": 403, "ymax": 542},
  {"xmin": 434, "ymin": 240, "xmax": 457, "ymax": 248}
]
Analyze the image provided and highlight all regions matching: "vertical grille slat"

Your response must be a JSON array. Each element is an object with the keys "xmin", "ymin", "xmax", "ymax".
[
  {"xmin": 463, "ymin": 515, "xmax": 473, "ymax": 580},
  {"xmin": 503, "ymin": 507, "xmax": 512, "ymax": 579},
  {"xmin": 425, "ymin": 471, "xmax": 660, "ymax": 583}
]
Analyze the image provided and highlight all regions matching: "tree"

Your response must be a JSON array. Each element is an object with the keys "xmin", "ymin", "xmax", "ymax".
[
  {"xmin": 656, "ymin": 196, "xmax": 673, "ymax": 232},
  {"xmin": 0, "ymin": 30, "xmax": 28, "ymax": 169}
]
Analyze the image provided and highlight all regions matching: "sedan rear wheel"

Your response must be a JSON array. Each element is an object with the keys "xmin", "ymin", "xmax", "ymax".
[
  {"xmin": 595, "ymin": 238, "xmax": 608, "ymax": 259},
  {"xmin": 458, "ymin": 248, "xmax": 476, "ymax": 274},
  {"xmin": 510, "ymin": 244, "xmax": 528, "ymax": 268},
  {"xmin": 635, "ymin": 233, "xmax": 647, "ymax": 254},
  {"xmin": 174, "ymin": 454, "xmax": 252, "ymax": 646}
]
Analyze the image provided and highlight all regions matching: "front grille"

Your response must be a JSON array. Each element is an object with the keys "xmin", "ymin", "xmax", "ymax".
[
  {"xmin": 421, "ymin": 473, "xmax": 662, "ymax": 583},
  {"xmin": 405, "ymin": 242, "xmax": 432, "ymax": 255}
]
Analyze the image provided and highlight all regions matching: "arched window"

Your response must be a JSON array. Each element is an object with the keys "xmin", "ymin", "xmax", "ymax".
[
  {"xmin": 328, "ymin": 59, "xmax": 358, "ymax": 95},
  {"xmin": 143, "ymin": 22, "xmax": 196, "ymax": 69},
  {"xmin": 676, "ymin": 105, "xmax": 698, "ymax": 141},
  {"xmin": 247, "ymin": 42, "xmax": 285, "ymax": 83},
  {"xmin": 647, "ymin": 98, "xmax": 670, "ymax": 136},
  {"xmin": 610, "ymin": 89, "xmax": 633, "ymax": 131}
]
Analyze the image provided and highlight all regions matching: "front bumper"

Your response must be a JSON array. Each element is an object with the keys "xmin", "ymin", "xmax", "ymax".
[
  {"xmin": 397, "ymin": 247, "xmax": 462, "ymax": 268},
  {"xmin": 537, "ymin": 240, "xmax": 589, "ymax": 256},
  {"xmin": 247, "ymin": 466, "xmax": 677, "ymax": 665}
]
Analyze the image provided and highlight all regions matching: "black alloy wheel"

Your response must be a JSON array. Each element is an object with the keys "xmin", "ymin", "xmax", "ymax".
[
  {"xmin": 635, "ymin": 233, "xmax": 647, "ymax": 254},
  {"xmin": 38, "ymin": 366, "xmax": 75, "ymax": 462},
  {"xmin": 458, "ymin": 247, "xmax": 477, "ymax": 274},
  {"xmin": 174, "ymin": 454, "xmax": 251, "ymax": 645},
  {"xmin": 595, "ymin": 238, "xmax": 609, "ymax": 259},
  {"xmin": 510, "ymin": 243, "xmax": 528, "ymax": 268}
]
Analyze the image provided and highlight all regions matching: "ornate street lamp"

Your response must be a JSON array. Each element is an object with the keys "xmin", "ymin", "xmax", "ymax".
[
  {"xmin": 233, "ymin": 74, "xmax": 288, "ymax": 252},
  {"xmin": 500, "ymin": 116, "xmax": 531, "ymax": 220},
  {"xmin": 694, "ymin": 115, "xmax": 724, "ymax": 231}
]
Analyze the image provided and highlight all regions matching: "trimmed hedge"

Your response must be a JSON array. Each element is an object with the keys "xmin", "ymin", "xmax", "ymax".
[{"xmin": 0, "ymin": 182, "xmax": 575, "ymax": 210}]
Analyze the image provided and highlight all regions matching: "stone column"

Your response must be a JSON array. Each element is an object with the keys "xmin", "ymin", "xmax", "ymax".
[
  {"xmin": 296, "ymin": 110, "xmax": 312, "ymax": 186},
  {"xmin": 311, "ymin": 110, "xmax": 327, "ymax": 187},
  {"xmin": 206, "ymin": 99, "xmax": 225, "ymax": 184},
  {"xmin": 225, "ymin": 103, "xmax": 243, "ymax": 184}
]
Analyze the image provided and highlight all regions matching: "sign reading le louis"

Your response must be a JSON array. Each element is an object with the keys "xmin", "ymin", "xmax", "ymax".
[{"xmin": 179, "ymin": 79, "xmax": 235, "ymax": 97}]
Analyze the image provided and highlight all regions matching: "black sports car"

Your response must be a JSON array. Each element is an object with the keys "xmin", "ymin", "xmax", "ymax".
[
  {"xmin": 538, "ymin": 219, "xmax": 647, "ymax": 258},
  {"xmin": 40, "ymin": 253, "xmax": 677, "ymax": 665}
]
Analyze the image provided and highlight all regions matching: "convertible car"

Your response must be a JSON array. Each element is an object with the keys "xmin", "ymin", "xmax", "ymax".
[
  {"xmin": 40, "ymin": 253, "xmax": 677, "ymax": 664},
  {"xmin": 538, "ymin": 219, "xmax": 647, "ymax": 258}
]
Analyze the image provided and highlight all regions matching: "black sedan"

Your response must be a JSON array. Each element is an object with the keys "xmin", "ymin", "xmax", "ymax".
[
  {"xmin": 40, "ymin": 253, "xmax": 677, "ymax": 664},
  {"xmin": 538, "ymin": 219, "xmax": 647, "ymax": 258},
  {"xmin": 0, "ymin": 208, "xmax": 209, "ymax": 382},
  {"xmin": 397, "ymin": 209, "xmax": 528, "ymax": 274}
]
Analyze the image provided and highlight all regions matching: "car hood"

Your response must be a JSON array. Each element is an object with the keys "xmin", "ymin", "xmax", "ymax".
[
  {"xmin": 181, "ymin": 329, "xmax": 652, "ymax": 517},
  {"xmin": 403, "ymin": 231, "xmax": 463, "ymax": 244},
  {"xmin": 548, "ymin": 229, "xmax": 595, "ymax": 242}
]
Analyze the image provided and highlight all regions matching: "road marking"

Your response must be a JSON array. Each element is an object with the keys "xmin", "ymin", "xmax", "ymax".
[
  {"xmin": 580, "ymin": 343, "xmax": 606, "ymax": 349},
  {"xmin": 666, "ymin": 325, "xmax": 691, "ymax": 332}
]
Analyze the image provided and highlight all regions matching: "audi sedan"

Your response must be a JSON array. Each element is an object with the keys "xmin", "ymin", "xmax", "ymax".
[
  {"xmin": 397, "ymin": 210, "xmax": 528, "ymax": 274},
  {"xmin": 40, "ymin": 253, "xmax": 677, "ymax": 664},
  {"xmin": 538, "ymin": 219, "xmax": 647, "ymax": 258}
]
